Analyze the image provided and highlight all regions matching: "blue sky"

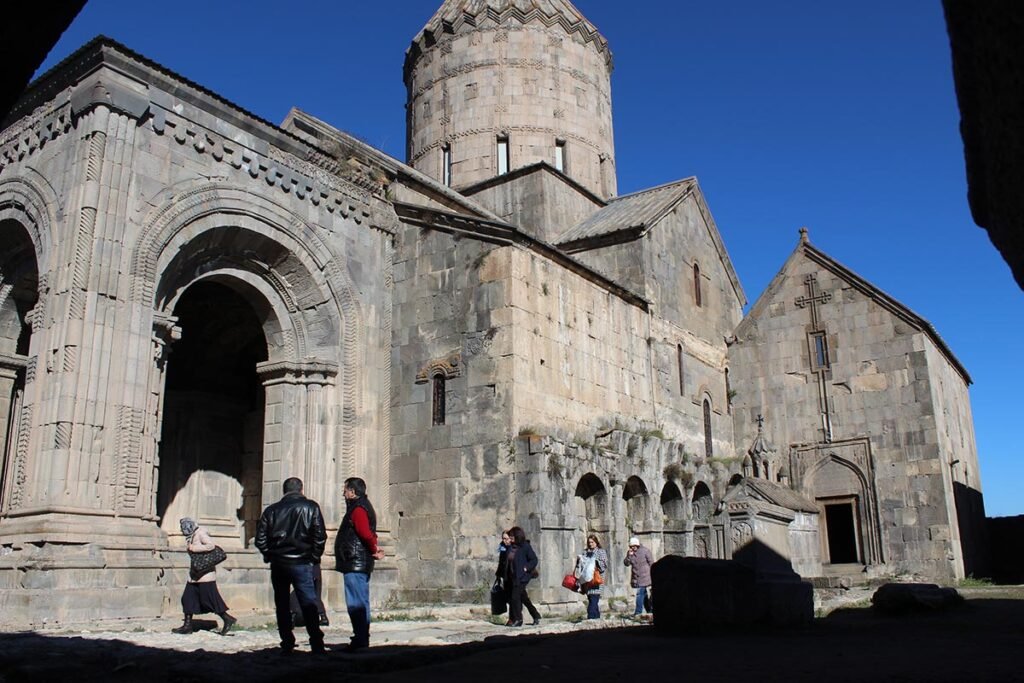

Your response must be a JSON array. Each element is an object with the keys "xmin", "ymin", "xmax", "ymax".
[{"xmin": 37, "ymin": 1, "xmax": 1022, "ymax": 516}]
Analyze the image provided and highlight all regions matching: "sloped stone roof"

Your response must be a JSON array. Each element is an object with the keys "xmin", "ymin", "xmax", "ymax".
[
  {"xmin": 726, "ymin": 477, "xmax": 820, "ymax": 514},
  {"xmin": 555, "ymin": 178, "xmax": 695, "ymax": 246},
  {"xmin": 405, "ymin": 0, "xmax": 612, "ymax": 81}
]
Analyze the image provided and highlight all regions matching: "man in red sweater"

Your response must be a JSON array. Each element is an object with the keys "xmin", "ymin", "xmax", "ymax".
[{"xmin": 335, "ymin": 477, "xmax": 385, "ymax": 651}]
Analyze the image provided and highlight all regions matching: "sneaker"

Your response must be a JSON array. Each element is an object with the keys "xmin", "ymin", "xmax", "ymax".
[
  {"xmin": 344, "ymin": 640, "xmax": 368, "ymax": 653},
  {"xmin": 318, "ymin": 614, "xmax": 330, "ymax": 627},
  {"xmin": 531, "ymin": 617, "xmax": 541, "ymax": 626}
]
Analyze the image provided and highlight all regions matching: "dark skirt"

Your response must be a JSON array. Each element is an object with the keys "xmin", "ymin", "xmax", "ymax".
[{"xmin": 181, "ymin": 581, "xmax": 228, "ymax": 615}]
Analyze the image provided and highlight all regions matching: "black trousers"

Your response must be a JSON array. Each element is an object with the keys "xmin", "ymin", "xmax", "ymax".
[{"xmin": 508, "ymin": 583, "xmax": 540, "ymax": 622}]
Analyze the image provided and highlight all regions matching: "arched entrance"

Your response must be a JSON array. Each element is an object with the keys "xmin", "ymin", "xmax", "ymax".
[
  {"xmin": 156, "ymin": 280, "xmax": 267, "ymax": 547},
  {"xmin": 0, "ymin": 219, "xmax": 38, "ymax": 513}
]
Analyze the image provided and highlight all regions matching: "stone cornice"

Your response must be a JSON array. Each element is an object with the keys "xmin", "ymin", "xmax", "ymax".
[
  {"xmin": 4, "ymin": 37, "xmax": 398, "ymax": 236},
  {"xmin": 0, "ymin": 351, "xmax": 28, "ymax": 372},
  {"xmin": 405, "ymin": 1, "xmax": 613, "ymax": 85}
]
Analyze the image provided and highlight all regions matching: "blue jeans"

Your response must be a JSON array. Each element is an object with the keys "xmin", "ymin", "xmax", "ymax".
[
  {"xmin": 344, "ymin": 572, "xmax": 372, "ymax": 645},
  {"xmin": 271, "ymin": 562, "xmax": 323, "ymax": 650},
  {"xmin": 586, "ymin": 593, "xmax": 601, "ymax": 619},
  {"xmin": 635, "ymin": 586, "xmax": 651, "ymax": 615}
]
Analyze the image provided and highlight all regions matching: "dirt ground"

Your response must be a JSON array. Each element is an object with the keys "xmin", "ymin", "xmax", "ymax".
[{"xmin": 1, "ymin": 587, "xmax": 1021, "ymax": 682}]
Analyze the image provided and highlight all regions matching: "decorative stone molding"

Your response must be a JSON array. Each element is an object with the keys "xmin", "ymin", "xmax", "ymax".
[
  {"xmin": 414, "ymin": 354, "xmax": 462, "ymax": 383},
  {"xmin": 405, "ymin": 2, "xmax": 613, "ymax": 84},
  {"xmin": 790, "ymin": 437, "xmax": 884, "ymax": 565},
  {"xmin": 0, "ymin": 103, "xmax": 73, "ymax": 176},
  {"xmin": 257, "ymin": 359, "xmax": 339, "ymax": 387},
  {"xmin": 148, "ymin": 109, "xmax": 391, "ymax": 228},
  {"xmin": 151, "ymin": 312, "xmax": 181, "ymax": 368}
]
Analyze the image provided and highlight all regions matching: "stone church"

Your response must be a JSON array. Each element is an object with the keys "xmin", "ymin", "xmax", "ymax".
[{"xmin": 0, "ymin": 0, "xmax": 986, "ymax": 622}]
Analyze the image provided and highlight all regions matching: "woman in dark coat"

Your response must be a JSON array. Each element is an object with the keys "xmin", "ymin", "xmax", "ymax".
[{"xmin": 503, "ymin": 526, "xmax": 541, "ymax": 627}]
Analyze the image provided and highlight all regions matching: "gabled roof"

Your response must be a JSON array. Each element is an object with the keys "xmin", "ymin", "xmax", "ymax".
[
  {"xmin": 556, "ymin": 177, "xmax": 746, "ymax": 306},
  {"xmin": 459, "ymin": 160, "xmax": 606, "ymax": 207},
  {"xmin": 405, "ymin": 0, "xmax": 612, "ymax": 81},
  {"xmin": 556, "ymin": 178, "xmax": 694, "ymax": 247},
  {"xmin": 723, "ymin": 477, "xmax": 819, "ymax": 514},
  {"xmin": 735, "ymin": 230, "xmax": 971, "ymax": 385}
]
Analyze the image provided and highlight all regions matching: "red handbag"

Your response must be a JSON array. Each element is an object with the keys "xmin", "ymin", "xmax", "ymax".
[{"xmin": 561, "ymin": 573, "xmax": 578, "ymax": 592}]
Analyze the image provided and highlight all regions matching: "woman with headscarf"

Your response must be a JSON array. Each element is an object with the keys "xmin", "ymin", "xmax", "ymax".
[{"xmin": 172, "ymin": 517, "xmax": 237, "ymax": 635}]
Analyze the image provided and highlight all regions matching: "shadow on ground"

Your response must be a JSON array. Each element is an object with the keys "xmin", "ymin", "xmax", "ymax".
[{"xmin": 1, "ymin": 597, "xmax": 1021, "ymax": 682}]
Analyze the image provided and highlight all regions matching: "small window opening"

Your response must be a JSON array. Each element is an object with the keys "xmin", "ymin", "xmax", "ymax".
[
  {"xmin": 703, "ymin": 398, "xmax": 713, "ymax": 458},
  {"xmin": 442, "ymin": 144, "xmax": 452, "ymax": 187},
  {"xmin": 554, "ymin": 139, "xmax": 566, "ymax": 173},
  {"xmin": 497, "ymin": 135, "xmax": 509, "ymax": 175},
  {"xmin": 693, "ymin": 263, "xmax": 702, "ymax": 308},
  {"xmin": 809, "ymin": 331, "xmax": 829, "ymax": 370},
  {"xmin": 677, "ymin": 344, "xmax": 685, "ymax": 395},
  {"xmin": 432, "ymin": 374, "xmax": 446, "ymax": 426}
]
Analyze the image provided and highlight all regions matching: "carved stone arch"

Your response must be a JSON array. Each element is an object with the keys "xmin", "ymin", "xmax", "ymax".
[
  {"xmin": 132, "ymin": 183, "xmax": 363, "ymax": 356},
  {"xmin": 801, "ymin": 452, "xmax": 871, "ymax": 497},
  {"xmin": 622, "ymin": 475, "xmax": 648, "ymax": 500},
  {"xmin": 796, "ymin": 443, "xmax": 883, "ymax": 566},
  {"xmin": 162, "ymin": 269, "xmax": 296, "ymax": 364},
  {"xmin": 0, "ymin": 174, "xmax": 61, "ymax": 274},
  {"xmin": 132, "ymin": 183, "xmax": 368, "ymax": 510}
]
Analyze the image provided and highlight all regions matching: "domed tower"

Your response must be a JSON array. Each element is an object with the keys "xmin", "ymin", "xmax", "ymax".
[{"xmin": 405, "ymin": 0, "xmax": 617, "ymax": 199}]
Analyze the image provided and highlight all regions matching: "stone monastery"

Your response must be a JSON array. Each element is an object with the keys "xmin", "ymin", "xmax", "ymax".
[{"xmin": 0, "ymin": 0, "xmax": 986, "ymax": 621}]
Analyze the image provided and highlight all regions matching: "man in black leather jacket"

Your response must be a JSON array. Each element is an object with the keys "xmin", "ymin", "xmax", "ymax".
[{"xmin": 255, "ymin": 477, "xmax": 327, "ymax": 654}]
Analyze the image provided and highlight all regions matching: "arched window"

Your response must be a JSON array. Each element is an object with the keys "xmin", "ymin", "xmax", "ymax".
[
  {"xmin": 703, "ymin": 398, "xmax": 713, "ymax": 458},
  {"xmin": 677, "ymin": 344, "xmax": 685, "ymax": 395},
  {"xmin": 432, "ymin": 373, "xmax": 446, "ymax": 426},
  {"xmin": 693, "ymin": 263, "xmax": 702, "ymax": 308}
]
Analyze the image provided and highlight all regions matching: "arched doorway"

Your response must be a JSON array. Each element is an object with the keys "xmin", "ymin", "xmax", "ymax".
[
  {"xmin": 809, "ymin": 458, "xmax": 867, "ymax": 566},
  {"xmin": 156, "ymin": 280, "xmax": 267, "ymax": 547},
  {"xmin": 0, "ymin": 219, "xmax": 38, "ymax": 513}
]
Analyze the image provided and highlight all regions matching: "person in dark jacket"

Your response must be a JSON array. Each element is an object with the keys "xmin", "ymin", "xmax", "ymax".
[
  {"xmin": 255, "ymin": 477, "xmax": 327, "ymax": 654},
  {"xmin": 504, "ymin": 526, "xmax": 541, "ymax": 627},
  {"xmin": 335, "ymin": 476, "xmax": 385, "ymax": 652}
]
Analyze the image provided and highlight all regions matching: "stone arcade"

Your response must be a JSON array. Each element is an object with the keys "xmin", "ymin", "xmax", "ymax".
[{"xmin": 0, "ymin": 0, "xmax": 986, "ymax": 623}]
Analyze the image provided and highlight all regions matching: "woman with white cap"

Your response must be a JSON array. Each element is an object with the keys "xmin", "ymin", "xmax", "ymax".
[{"xmin": 623, "ymin": 536, "xmax": 654, "ymax": 617}]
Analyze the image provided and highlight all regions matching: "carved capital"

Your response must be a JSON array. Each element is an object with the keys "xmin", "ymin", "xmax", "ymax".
[{"xmin": 257, "ymin": 359, "xmax": 339, "ymax": 387}]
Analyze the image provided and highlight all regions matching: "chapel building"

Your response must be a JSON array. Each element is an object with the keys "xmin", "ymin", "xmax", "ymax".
[{"xmin": 0, "ymin": 0, "xmax": 986, "ymax": 622}]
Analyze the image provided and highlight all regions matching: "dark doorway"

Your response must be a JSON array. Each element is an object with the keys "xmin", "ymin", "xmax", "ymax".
[
  {"xmin": 824, "ymin": 501, "xmax": 859, "ymax": 564},
  {"xmin": 157, "ymin": 280, "xmax": 268, "ymax": 547},
  {"xmin": 0, "ymin": 219, "xmax": 38, "ymax": 513}
]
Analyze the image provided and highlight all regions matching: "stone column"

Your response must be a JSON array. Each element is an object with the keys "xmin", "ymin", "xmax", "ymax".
[
  {"xmin": 257, "ymin": 360, "xmax": 339, "ymax": 520},
  {"xmin": 0, "ymin": 353, "xmax": 27, "ymax": 513},
  {"xmin": 0, "ymin": 73, "xmax": 157, "ymax": 545}
]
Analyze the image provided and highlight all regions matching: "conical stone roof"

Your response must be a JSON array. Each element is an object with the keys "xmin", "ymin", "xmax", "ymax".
[{"xmin": 405, "ymin": 0, "xmax": 612, "ymax": 80}]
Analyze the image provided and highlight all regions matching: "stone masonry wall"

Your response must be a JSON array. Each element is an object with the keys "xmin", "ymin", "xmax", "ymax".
[
  {"xmin": 406, "ymin": 19, "xmax": 616, "ymax": 198},
  {"xmin": 728, "ymin": 248, "xmax": 965, "ymax": 578}
]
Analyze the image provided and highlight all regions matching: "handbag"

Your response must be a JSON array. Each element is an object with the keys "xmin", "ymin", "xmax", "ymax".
[
  {"xmin": 581, "ymin": 567, "xmax": 604, "ymax": 591},
  {"xmin": 189, "ymin": 545, "xmax": 227, "ymax": 580},
  {"xmin": 490, "ymin": 578, "xmax": 508, "ymax": 615},
  {"xmin": 561, "ymin": 573, "xmax": 578, "ymax": 592}
]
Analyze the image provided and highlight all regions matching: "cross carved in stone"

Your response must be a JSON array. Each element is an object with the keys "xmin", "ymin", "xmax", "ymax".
[{"xmin": 795, "ymin": 274, "xmax": 831, "ymax": 328}]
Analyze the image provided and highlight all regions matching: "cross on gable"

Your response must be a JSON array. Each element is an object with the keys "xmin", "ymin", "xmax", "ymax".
[{"xmin": 795, "ymin": 274, "xmax": 831, "ymax": 327}]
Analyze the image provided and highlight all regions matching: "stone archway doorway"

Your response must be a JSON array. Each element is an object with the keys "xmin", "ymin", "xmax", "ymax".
[{"xmin": 156, "ymin": 280, "xmax": 268, "ymax": 547}]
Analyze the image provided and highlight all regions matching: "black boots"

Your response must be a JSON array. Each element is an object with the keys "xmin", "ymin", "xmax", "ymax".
[
  {"xmin": 172, "ymin": 614, "xmax": 194, "ymax": 634},
  {"xmin": 218, "ymin": 612, "xmax": 237, "ymax": 635}
]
